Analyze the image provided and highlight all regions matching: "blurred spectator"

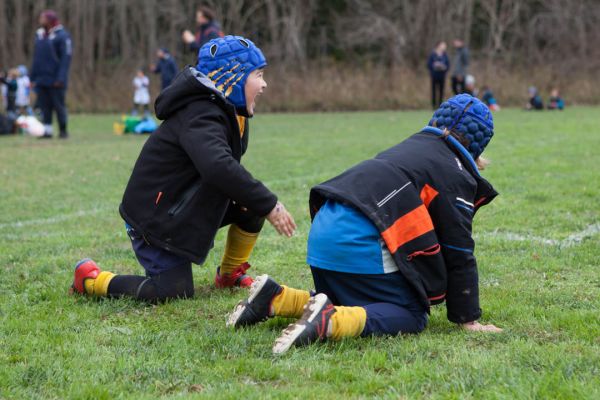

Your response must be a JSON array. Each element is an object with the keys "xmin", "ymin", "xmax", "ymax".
[
  {"xmin": 0, "ymin": 68, "xmax": 18, "ymax": 117},
  {"xmin": 150, "ymin": 48, "xmax": 178, "ymax": 91},
  {"xmin": 451, "ymin": 39, "xmax": 469, "ymax": 95},
  {"xmin": 547, "ymin": 88, "xmax": 565, "ymax": 110},
  {"xmin": 526, "ymin": 86, "xmax": 544, "ymax": 110},
  {"xmin": 30, "ymin": 10, "xmax": 72, "ymax": 139},
  {"xmin": 182, "ymin": 5, "xmax": 224, "ymax": 55},
  {"xmin": 0, "ymin": 112, "xmax": 16, "ymax": 135},
  {"xmin": 464, "ymin": 74, "xmax": 477, "ymax": 96},
  {"xmin": 427, "ymin": 41, "xmax": 450, "ymax": 109},
  {"xmin": 16, "ymin": 65, "xmax": 33, "ymax": 116},
  {"xmin": 481, "ymin": 86, "xmax": 500, "ymax": 111},
  {"xmin": 132, "ymin": 68, "xmax": 151, "ymax": 116}
]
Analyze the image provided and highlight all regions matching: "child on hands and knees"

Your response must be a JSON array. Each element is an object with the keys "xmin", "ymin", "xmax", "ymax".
[
  {"xmin": 71, "ymin": 36, "xmax": 296, "ymax": 302},
  {"xmin": 229, "ymin": 94, "xmax": 502, "ymax": 354}
]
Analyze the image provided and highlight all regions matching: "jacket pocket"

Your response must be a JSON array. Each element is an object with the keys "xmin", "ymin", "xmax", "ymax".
[{"xmin": 168, "ymin": 181, "xmax": 202, "ymax": 217}]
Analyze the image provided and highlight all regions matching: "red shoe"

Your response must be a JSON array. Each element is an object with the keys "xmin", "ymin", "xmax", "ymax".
[
  {"xmin": 215, "ymin": 262, "xmax": 254, "ymax": 288},
  {"xmin": 71, "ymin": 258, "xmax": 100, "ymax": 295}
]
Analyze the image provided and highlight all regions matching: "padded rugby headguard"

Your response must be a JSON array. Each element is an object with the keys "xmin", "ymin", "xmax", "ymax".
[
  {"xmin": 196, "ymin": 35, "xmax": 266, "ymax": 117},
  {"xmin": 429, "ymin": 94, "xmax": 494, "ymax": 159}
]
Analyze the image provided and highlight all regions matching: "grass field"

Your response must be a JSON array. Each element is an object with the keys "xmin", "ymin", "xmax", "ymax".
[{"xmin": 1, "ymin": 108, "xmax": 599, "ymax": 399}]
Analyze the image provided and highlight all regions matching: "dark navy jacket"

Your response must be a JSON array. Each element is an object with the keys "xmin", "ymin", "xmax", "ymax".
[
  {"xmin": 30, "ymin": 25, "xmax": 72, "ymax": 88},
  {"xmin": 309, "ymin": 127, "xmax": 498, "ymax": 323},
  {"xmin": 189, "ymin": 21, "xmax": 223, "ymax": 53},
  {"xmin": 154, "ymin": 55, "xmax": 179, "ymax": 90},
  {"xmin": 427, "ymin": 51, "xmax": 450, "ymax": 80},
  {"xmin": 120, "ymin": 67, "xmax": 277, "ymax": 264}
]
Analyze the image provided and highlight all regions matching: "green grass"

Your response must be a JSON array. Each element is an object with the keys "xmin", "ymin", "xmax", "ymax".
[{"xmin": 1, "ymin": 108, "xmax": 599, "ymax": 399}]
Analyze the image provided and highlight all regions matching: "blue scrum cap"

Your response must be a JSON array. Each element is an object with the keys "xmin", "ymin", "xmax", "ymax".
[
  {"xmin": 429, "ymin": 93, "xmax": 494, "ymax": 159},
  {"xmin": 196, "ymin": 35, "xmax": 267, "ymax": 115}
]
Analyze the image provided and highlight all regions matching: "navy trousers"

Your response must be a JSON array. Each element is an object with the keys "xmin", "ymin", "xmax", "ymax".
[
  {"xmin": 36, "ymin": 86, "xmax": 67, "ymax": 133},
  {"xmin": 311, "ymin": 267, "xmax": 429, "ymax": 336},
  {"xmin": 107, "ymin": 203, "xmax": 265, "ymax": 302}
]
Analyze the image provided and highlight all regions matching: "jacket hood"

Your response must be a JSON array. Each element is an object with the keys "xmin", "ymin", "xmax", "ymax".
[{"xmin": 154, "ymin": 66, "xmax": 231, "ymax": 120}]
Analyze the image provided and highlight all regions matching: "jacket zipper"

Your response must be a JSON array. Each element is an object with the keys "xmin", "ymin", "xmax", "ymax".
[{"xmin": 168, "ymin": 181, "xmax": 202, "ymax": 217}]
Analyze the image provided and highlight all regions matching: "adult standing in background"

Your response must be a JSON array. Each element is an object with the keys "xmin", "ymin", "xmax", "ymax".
[
  {"xmin": 150, "ymin": 48, "xmax": 178, "ymax": 91},
  {"xmin": 427, "ymin": 41, "xmax": 450, "ymax": 109},
  {"xmin": 182, "ymin": 5, "xmax": 224, "ymax": 55},
  {"xmin": 30, "ymin": 10, "xmax": 72, "ymax": 139},
  {"xmin": 450, "ymin": 39, "xmax": 469, "ymax": 95}
]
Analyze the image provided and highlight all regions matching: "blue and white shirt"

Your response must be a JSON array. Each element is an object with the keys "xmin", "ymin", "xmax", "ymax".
[{"xmin": 307, "ymin": 199, "xmax": 398, "ymax": 274}]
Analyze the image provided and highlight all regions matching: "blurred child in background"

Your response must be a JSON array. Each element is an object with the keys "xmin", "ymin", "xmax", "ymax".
[
  {"xmin": 0, "ymin": 68, "xmax": 18, "ymax": 117},
  {"xmin": 547, "ymin": 88, "xmax": 564, "ymax": 110},
  {"xmin": 526, "ymin": 86, "xmax": 543, "ymax": 110},
  {"xmin": 463, "ymin": 74, "xmax": 477, "ymax": 96},
  {"xmin": 481, "ymin": 86, "xmax": 500, "ymax": 111},
  {"xmin": 132, "ymin": 68, "xmax": 151, "ymax": 116},
  {"xmin": 15, "ymin": 65, "xmax": 32, "ymax": 116}
]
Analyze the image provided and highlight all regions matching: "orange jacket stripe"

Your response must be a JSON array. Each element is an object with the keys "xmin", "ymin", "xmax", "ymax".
[
  {"xmin": 420, "ymin": 184, "xmax": 439, "ymax": 209},
  {"xmin": 381, "ymin": 204, "xmax": 434, "ymax": 253}
]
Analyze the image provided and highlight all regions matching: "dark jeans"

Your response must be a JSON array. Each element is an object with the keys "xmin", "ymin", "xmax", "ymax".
[
  {"xmin": 431, "ymin": 76, "xmax": 445, "ymax": 108},
  {"xmin": 310, "ymin": 267, "xmax": 428, "ymax": 335},
  {"xmin": 107, "ymin": 203, "xmax": 265, "ymax": 302},
  {"xmin": 37, "ymin": 86, "xmax": 67, "ymax": 134},
  {"xmin": 451, "ymin": 75, "xmax": 465, "ymax": 95}
]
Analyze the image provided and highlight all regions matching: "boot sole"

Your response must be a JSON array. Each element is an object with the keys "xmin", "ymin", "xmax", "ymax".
[
  {"xmin": 272, "ymin": 293, "xmax": 329, "ymax": 354},
  {"xmin": 226, "ymin": 274, "xmax": 270, "ymax": 328}
]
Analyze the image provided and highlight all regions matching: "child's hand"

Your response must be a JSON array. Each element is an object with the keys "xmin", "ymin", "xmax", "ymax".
[
  {"xmin": 266, "ymin": 202, "xmax": 296, "ymax": 238},
  {"xmin": 461, "ymin": 321, "xmax": 503, "ymax": 333}
]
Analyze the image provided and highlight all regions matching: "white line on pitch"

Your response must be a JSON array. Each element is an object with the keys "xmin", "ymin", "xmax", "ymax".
[
  {"xmin": 475, "ymin": 223, "xmax": 600, "ymax": 248},
  {"xmin": 0, "ymin": 207, "xmax": 111, "ymax": 230}
]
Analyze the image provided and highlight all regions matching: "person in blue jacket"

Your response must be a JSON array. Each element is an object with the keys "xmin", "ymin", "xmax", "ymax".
[
  {"xmin": 30, "ymin": 10, "xmax": 72, "ymax": 139},
  {"xmin": 150, "ymin": 48, "xmax": 179, "ymax": 91},
  {"xmin": 427, "ymin": 41, "xmax": 450, "ymax": 109}
]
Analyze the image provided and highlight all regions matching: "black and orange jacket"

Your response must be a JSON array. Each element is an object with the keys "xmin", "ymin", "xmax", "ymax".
[
  {"xmin": 120, "ymin": 67, "xmax": 277, "ymax": 264},
  {"xmin": 309, "ymin": 126, "xmax": 498, "ymax": 323}
]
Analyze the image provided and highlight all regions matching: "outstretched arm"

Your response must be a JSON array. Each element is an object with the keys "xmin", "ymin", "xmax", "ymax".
[
  {"xmin": 429, "ymin": 190, "xmax": 502, "ymax": 332},
  {"xmin": 180, "ymin": 112, "xmax": 296, "ymax": 236}
]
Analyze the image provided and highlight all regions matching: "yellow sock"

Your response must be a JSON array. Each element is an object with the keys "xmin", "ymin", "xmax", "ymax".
[
  {"xmin": 83, "ymin": 271, "xmax": 116, "ymax": 297},
  {"xmin": 220, "ymin": 224, "xmax": 258, "ymax": 275},
  {"xmin": 84, "ymin": 278, "xmax": 95, "ymax": 295},
  {"xmin": 271, "ymin": 286, "xmax": 310, "ymax": 318},
  {"xmin": 330, "ymin": 306, "xmax": 367, "ymax": 340}
]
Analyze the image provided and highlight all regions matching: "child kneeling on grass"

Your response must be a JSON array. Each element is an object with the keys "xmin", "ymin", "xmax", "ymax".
[
  {"xmin": 71, "ymin": 36, "xmax": 296, "ymax": 302},
  {"xmin": 229, "ymin": 94, "xmax": 503, "ymax": 354}
]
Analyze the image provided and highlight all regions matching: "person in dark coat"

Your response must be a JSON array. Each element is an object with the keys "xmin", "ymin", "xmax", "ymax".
[
  {"xmin": 150, "ymin": 48, "xmax": 179, "ymax": 91},
  {"xmin": 427, "ymin": 41, "xmax": 450, "ymax": 109},
  {"xmin": 30, "ymin": 10, "xmax": 72, "ymax": 138},
  {"xmin": 71, "ymin": 36, "xmax": 296, "ymax": 304},
  {"xmin": 182, "ymin": 5, "xmax": 224, "ymax": 56},
  {"xmin": 229, "ymin": 94, "xmax": 503, "ymax": 354},
  {"xmin": 451, "ymin": 39, "xmax": 469, "ymax": 95}
]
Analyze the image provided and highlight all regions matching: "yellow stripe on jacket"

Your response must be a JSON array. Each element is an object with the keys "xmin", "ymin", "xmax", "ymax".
[{"xmin": 236, "ymin": 116, "xmax": 246, "ymax": 138}]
